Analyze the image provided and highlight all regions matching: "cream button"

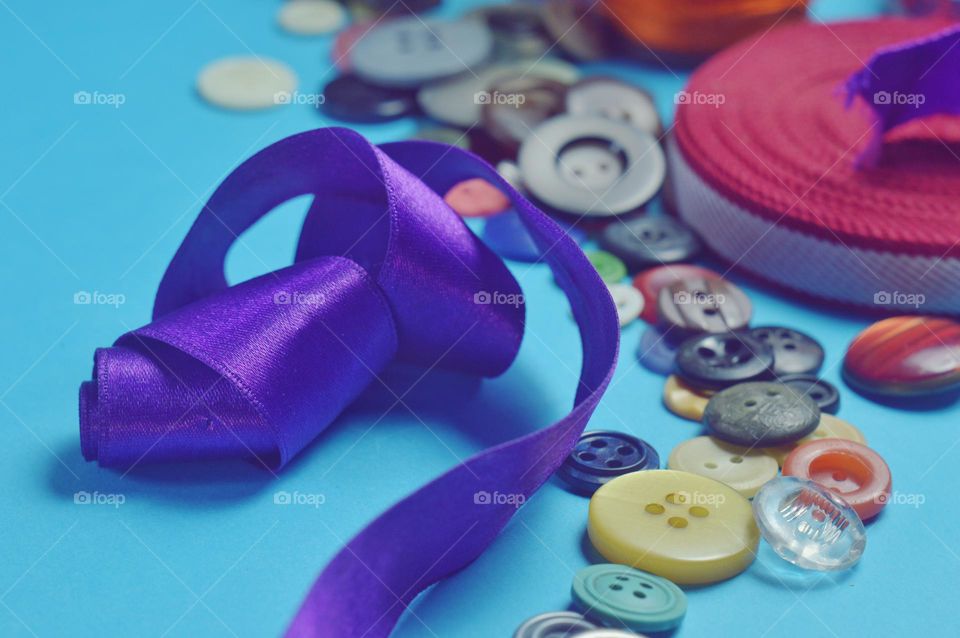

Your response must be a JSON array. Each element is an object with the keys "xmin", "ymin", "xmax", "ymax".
[
  {"xmin": 662, "ymin": 375, "xmax": 711, "ymax": 422},
  {"xmin": 197, "ymin": 57, "xmax": 297, "ymax": 111},
  {"xmin": 667, "ymin": 436, "xmax": 778, "ymax": 498}
]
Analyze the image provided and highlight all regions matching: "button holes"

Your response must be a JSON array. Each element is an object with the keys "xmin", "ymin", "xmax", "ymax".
[
  {"xmin": 744, "ymin": 400, "xmax": 757, "ymax": 408},
  {"xmin": 616, "ymin": 575, "xmax": 629, "ymax": 581},
  {"xmin": 783, "ymin": 343, "xmax": 797, "ymax": 351},
  {"xmin": 609, "ymin": 584, "xmax": 623, "ymax": 591},
  {"xmin": 590, "ymin": 439, "xmax": 608, "ymax": 448},
  {"xmin": 633, "ymin": 591, "xmax": 647, "ymax": 599},
  {"xmin": 640, "ymin": 583, "xmax": 653, "ymax": 589},
  {"xmin": 810, "ymin": 391, "xmax": 824, "ymax": 400},
  {"xmin": 617, "ymin": 445, "xmax": 634, "ymax": 455},
  {"xmin": 755, "ymin": 331, "xmax": 770, "ymax": 340},
  {"xmin": 779, "ymin": 331, "xmax": 793, "ymax": 339},
  {"xmin": 704, "ymin": 462, "xmax": 718, "ymax": 469},
  {"xmin": 724, "ymin": 340, "xmax": 745, "ymax": 355},
  {"xmin": 697, "ymin": 346, "xmax": 716, "ymax": 359},
  {"xmin": 766, "ymin": 389, "xmax": 780, "ymax": 396},
  {"xmin": 606, "ymin": 459, "xmax": 623, "ymax": 469},
  {"xmin": 645, "ymin": 503, "xmax": 665, "ymax": 515},
  {"xmin": 667, "ymin": 516, "xmax": 688, "ymax": 528},
  {"xmin": 665, "ymin": 493, "xmax": 687, "ymax": 505},
  {"xmin": 703, "ymin": 308, "xmax": 718, "ymax": 316},
  {"xmin": 599, "ymin": 162, "xmax": 610, "ymax": 171},
  {"xmin": 579, "ymin": 452, "xmax": 597, "ymax": 462},
  {"xmin": 689, "ymin": 506, "xmax": 709, "ymax": 518},
  {"xmin": 730, "ymin": 456, "xmax": 744, "ymax": 464}
]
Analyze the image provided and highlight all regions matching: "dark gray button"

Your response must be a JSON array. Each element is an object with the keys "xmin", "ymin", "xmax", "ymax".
[
  {"xmin": 704, "ymin": 382, "xmax": 821, "ymax": 446},
  {"xmin": 657, "ymin": 276, "xmax": 751, "ymax": 334},
  {"xmin": 513, "ymin": 611, "xmax": 597, "ymax": 638},
  {"xmin": 675, "ymin": 332, "xmax": 773, "ymax": 390},
  {"xmin": 566, "ymin": 77, "xmax": 662, "ymax": 136},
  {"xmin": 747, "ymin": 326, "xmax": 824, "ymax": 376},
  {"xmin": 320, "ymin": 74, "xmax": 418, "ymax": 123},
  {"xmin": 599, "ymin": 216, "xmax": 701, "ymax": 271},
  {"xmin": 777, "ymin": 374, "xmax": 840, "ymax": 414}
]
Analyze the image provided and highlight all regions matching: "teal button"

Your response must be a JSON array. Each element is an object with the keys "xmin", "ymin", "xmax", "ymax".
[{"xmin": 571, "ymin": 564, "xmax": 686, "ymax": 632}]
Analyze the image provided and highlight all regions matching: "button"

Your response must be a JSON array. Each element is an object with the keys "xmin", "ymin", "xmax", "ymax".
[
  {"xmin": 674, "ymin": 332, "xmax": 773, "ymax": 390},
  {"xmin": 705, "ymin": 382, "xmax": 821, "ymax": 447},
  {"xmin": 480, "ymin": 76, "xmax": 568, "ymax": 154},
  {"xmin": 608, "ymin": 284, "xmax": 644, "ymax": 328},
  {"xmin": 332, "ymin": 20, "xmax": 379, "ymax": 72},
  {"xmin": 482, "ymin": 209, "xmax": 539, "ymax": 262},
  {"xmin": 747, "ymin": 326, "xmax": 824, "ymax": 376},
  {"xmin": 662, "ymin": 375, "xmax": 711, "ymax": 421},
  {"xmin": 632, "ymin": 265, "xmax": 721, "ymax": 324},
  {"xmin": 587, "ymin": 250, "xmax": 627, "ymax": 284},
  {"xmin": 443, "ymin": 178, "xmax": 511, "ymax": 218},
  {"xmin": 657, "ymin": 276, "xmax": 752, "ymax": 334},
  {"xmin": 566, "ymin": 77, "xmax": 662, "ymax": 136},
  {"xmin": 571, "ymin": 564, "xmax": 686, "ymax": 633},
  {"xmin": 558, "ymin": 430, "xmax": 659, "ymax": 496},
  {"xmin": 776, "ymin": 374, "xmax": 840, "ymax": 414},
  {"xmin": 513, "ymin": 611, "xmax": 596, "ymax": 638},
  {"xmin": 540, "ymin": 0, "xmax": 610, "ymax": 61},
  {"xmin": 319, "ymin": 74, "xmax": 418, "ymax": 123},
  {"xmin": 637, "ymin": 326, "xmax": 681, "ymax": 376},
  {"xmin": 763, "ymin": 413, "xmax": 867, "ymax": 466},
  {"xmin": 413, "ymin": 126, "xmax": 471, "ymax": 150},
  {"xmin": 196, "ymin": 57, "xmax": 297, "ymax": 111},
  {"xmin": 278, "ymin": 0, "xmax": 347, "ymax": 35},
  {"xmin": 668, "ymin": 436, "xmax": 779, "ymax": 498},
  {"xmin": 472, "ymin": 3, "xmax": 552, "ymax": 60},
  {"xmin": 599, "ymin": 216, "xmax": 701, "ymax": 271},
  {"xmin": 496, "ymin": 160, "xmax": 524, "ymax": 189},
  {"xmin": 351, "ymin": 17, "xmax": 493, "ymax": 87},
  {"xmin": 348, "ymin": 0, "xmax": 438, "ymax": 21},
  {"xmin": 575, "ymin": 631, "xmax": 651, "ymax": 638},
  {"xmin": 416, "ymin": 58, "xmax": 579, "ymax": 128},
  {"xmin": 843, "ymin": 316, "xmax": 960, "ymax": 397},
  {"xmin": 753, "ymin": 476, "xmax": 866, "ymax": 571},
  {"xmin": 518, "ymin": 115, "xmax": 665, "ymax": 217},
  {"xmin": 588, "ymin": 470, "xmax": 759, "ymax": 585},
  {"xmin": 783, "ymin": 439, "xmax": 891, "ymax": 521}
]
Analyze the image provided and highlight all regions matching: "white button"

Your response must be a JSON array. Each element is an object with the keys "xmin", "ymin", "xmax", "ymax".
[
  {"xmin": 608, "ymin": 283, "xmax": 644, "ymax": 327},
  {"xmin": 197, "ymin": 57, "xmax": 297, "ymax": 111},
  {"xmin": 667, "ymin": 436, "xmax": 779, "ymax": 498},
  {"xmin": 278, "ymin": 0, "xmax": 347, "ymax": 36}
]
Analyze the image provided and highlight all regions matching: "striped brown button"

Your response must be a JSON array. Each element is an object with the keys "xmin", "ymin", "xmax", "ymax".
[{"xmin": 656, "ymin": 276, "xmax": 751, "ymax": 334}]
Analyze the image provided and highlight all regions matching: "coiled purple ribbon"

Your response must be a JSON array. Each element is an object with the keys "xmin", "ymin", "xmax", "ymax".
[{"xmin": 78, "ymin": 127, "xmax": 618, "ymax": 636}]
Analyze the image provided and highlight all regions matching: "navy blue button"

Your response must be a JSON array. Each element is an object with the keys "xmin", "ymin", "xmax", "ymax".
[
  {"xmin": 558, "ymin": 430, "xmax": 659, "ymax": 495},
  {"xmin": 777, "ymin": 374, "xmax": 840, "ymax": 414}
]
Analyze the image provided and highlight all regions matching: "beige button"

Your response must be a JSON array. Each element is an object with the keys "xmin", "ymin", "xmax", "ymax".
[
  {"xmin": 197, "ymin": 57, "xmax": 297, "ymax": 111},
  {"xmin": 278, "ymin": 0, "xmax": 347, "ymax": 36},
  {"xmin": 663, "ymin": 375, "xmax": 711, "ymax": 421},
  {"xmin": 667, "ymin": 436, "xmax": 778, "ymax": 498},
  {"xmin": 762, "ymin": 414, "xmax": 867, "ymax": 466}
]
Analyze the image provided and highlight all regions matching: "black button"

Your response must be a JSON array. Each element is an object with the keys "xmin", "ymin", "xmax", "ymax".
[
  {"xmin": 777, "ymin": 374, "xmax": 840, "ymax": 414},
  {"xmin": 675, "ymin": 332, "xmax": 773, "ymax": 390},
  {"xmin": 704, "ymin": 382, "xmax": 821, "ymax": 446},
  {"xmin": 599, "ymin": 215, "xmax": 701, "ymax": 271},
  {"xmin": 319, "ymin": 74, "xmax": 418, "ymax": 123},
  {"xmin": 747, "ymin": 326, "xmax": 824, "ymax": 376},
  {"xmin": 558, "ymin": 430, "xmax": 659, "ymax": 495}
]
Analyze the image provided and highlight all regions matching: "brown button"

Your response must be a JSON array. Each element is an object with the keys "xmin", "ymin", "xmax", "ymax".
[
  {"xmin": 656, "ymin": 276, "xmax": 751, "ymax": 334},
  {"xmin": 480, "ymin": 76, "xmax": 567, "ymax": 154}
]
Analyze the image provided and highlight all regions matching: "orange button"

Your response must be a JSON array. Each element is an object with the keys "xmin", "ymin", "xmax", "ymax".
[{"xmin": 443, "ymin": 178, "xmax": 511, "ymax": 218}]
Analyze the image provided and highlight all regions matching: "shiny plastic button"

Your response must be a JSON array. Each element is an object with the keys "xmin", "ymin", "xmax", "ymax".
[
  {"xmin": 675, "ymin": 332, "xmax": 773, "ymax": 390},
  {"xmin": 705, "ymin": 382, "xmax": 820, "ymax": 447},
  {"xmin": 747, "ymin": 326, "xmax": 824, "ymax": 376},
  {"xmin": 599, "ymin": 216, "xmax": 700, "ymax": 271},
  {"xmin": 668, "ymin": 436, "xmax": 779, "ymax": 498},
  {"xmin": 320, "ymin": 74, "xmax": 417, "ymax": 123},
  {"xmin": 587, "ymin": 250, "xmax": 627, "ymax": 283},
  {"xmin": 763, "ymin": 414, "xmax": 867, "ymax": 466},
  {"xmin": 632, "ymin": 265, "xmax": 721, "ymax": 324},
  {"xmin": 657, "ymin": 276, "xmax": 752, "ymax": 334},
  {"xmin": 783, "ymin": 439, "xmax": 892, "ymax": 521},
  {"xmin": 777, "ymin": 374, "xmax": 840, "ymax": 414},
  {"xmin": 443, "ymin": 178, "xmax": 510, "ymax": 218},
  {"xmin": 662, "ymin": 375, "xmax": 710, "ymax": 421},
  {"xmin": 753, "ymin": 476, "xmax": 866, "ymax": 571},
  {"xmin": 566, "ymin": 77, "xmax": 662, "ymax": 136},
  {"xmin": 609, "ymin": 284, "xmax": 644, "ymax": 328},
  {"xmin": 571, "ymin": 564, "xmax": 685, "ymax": 633},
  {"xmin": 638, "ymin": 326, "xmax": 681, "ymax": 376},
  {"xmin": 558, "ymin": 430, "xmax": 659, "ymax": 496},
  {"xmin": 588, "ymin": 470, "xmax": 759, "ymax": 585},
  {"xmin": 513, "ymin": 611, "xmax": 596, "ymax": 638}
]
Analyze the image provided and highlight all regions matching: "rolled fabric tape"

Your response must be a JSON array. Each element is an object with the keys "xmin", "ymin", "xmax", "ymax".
[
  {"xmin": 77, "ymin": 127, "xmax": 619, "ymax": 636},
  {"xmin": 672, "ymin": 18, "xmax": 960, "ymax": 314}
]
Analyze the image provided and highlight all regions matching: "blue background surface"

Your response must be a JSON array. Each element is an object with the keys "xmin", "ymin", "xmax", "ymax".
[{"xmin": 2, "ymin": 1, "xmax": 958, "ymax": 637}]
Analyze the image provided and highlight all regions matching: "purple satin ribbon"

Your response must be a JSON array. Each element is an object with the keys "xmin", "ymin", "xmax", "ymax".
[
  {"xmin": 78, "ymin": 127, "xmax": 619, "ymax": 636},
  {"xmin": 844, "ymin": 22, "xmax": 960, "ymax": 167}
]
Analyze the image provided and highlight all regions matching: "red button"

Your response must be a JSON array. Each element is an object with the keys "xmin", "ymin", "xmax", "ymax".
[
  {"xmin": 443, "ymin": 178, "xmax": 511, "ymax": 218},
  {"xmin": 782, "ymin": 439, "xmax": 892, "ymax": 521},
  {"xmin": 632, "ymin": 265, "xmax": 722, "ymax": 324}
]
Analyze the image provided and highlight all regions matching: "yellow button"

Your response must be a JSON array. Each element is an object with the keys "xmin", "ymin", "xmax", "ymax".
[
  {"xmin": 663, "ymin": 375, "xmax": 711, "ymax": 422},
  {"xmin": 762, "ymin": 414, "xmax": 867, "ymax": 466},
  {"xmin": 667, "ymin": 436, "xmax": 779, "ymax": 498},
  {"xmin": 588, "ymin": 470, "xmax": 759, "ymax": 585}
]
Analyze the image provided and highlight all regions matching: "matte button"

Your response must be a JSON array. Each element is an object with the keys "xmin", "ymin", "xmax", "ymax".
[
  {"xmin": 657, "ymin": 276, "xmax": 752, "ymax": 334},
  {"xmin": 638, "ymin": 326, "xmax": 682, "ymax": 376},
  {"xmin": 351, "ymin": 17, "xmax": 493, "ymax": 87},
  {"xmin": 668, "ymin": 436, "xmax": 779, "ymax": 498},
  {"xmin": 482, "ymin": 209, "xmax": 539, "ymax": 262},
  {"xmin": 588, "ymin": 470, "xmax": 759, "ymax": 585},
  {"xmin": 558, "ymin": 430, "xmax": 659, "ymax": 495},
  {"xmin": 843, "ymin": 316, "xmax": 960, "ymax": 396},
  {"xmin": 571, "ymin": 564, "xmax": 686, "ymax": 633},
  {"xmin": 674, "ymin": 332, "xmax": 773, "ymax": 390},
  {"xmin": 443, "ymin": 178, "xmax": 510, "ymax": 218},
  {"xmin": 599, "ymin": 216, "xmax": 701, "ymax": 271},
  {"xmin": 518, "ymin": 115, "xmax": 665, "ymax": 217},
  {"xmin": 513, "ymin": 611, "xmax": 596, "ymax": 638},
  {"xmin": 566, "ymin": 77, "xmax": 662, "ymax": 136},
  {"xmin": 320, "ymin": 74, "xmax": 417, "ymax": 123},
  {"xmin": 196, "ymin": 57, "xmax": 297, "ymax": 111},
  {"xmin": 776, "ymin": 374, "xmax": 840, "ymax": 414},
  {"xmin": 704, "ymin": 382, "xmax": 821, "ymax": 447},
  {"xmin": 662, "ymin": 375, "xmax": 710, "ymax": 421},
  {"xmin": 632, "ymin": 265, "xmax": 721, "ymax": 324},
  {"xmin": 481, "ymin": 76, "xmax": 567, "ymax": 154},
  {"xmin": 747, "ymin": 326, "xmax": 824, "ymax": 376},
  {"xmin": 608, "ymin": 284, "xmax": 644, "ymax": 327},
  {"xmin": 753, "ymin": 476, "xmax": 866, "ymax": 571},
  {"xmin": 587, "ymin": 250, "xmax": 627, "ymax": 283},
  {"xmin": 763, "ymin": 414, "xmax": 866, "ymax": 466},
  {"xmin": 278, "ymin": 0, "xmax": 347, "ymax": 36},
  {"xmin": 783, "ymin": 439, "xmax": 892, "ymax": 521}
]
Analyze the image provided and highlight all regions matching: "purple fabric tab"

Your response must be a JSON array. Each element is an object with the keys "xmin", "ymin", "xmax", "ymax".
[
  {"xmin": 844, "ymin": 23, "xmax": 960, "ymax": 166},
  {"xmin": 77, "ymin": 127, "xmax": 619, "ymax": 636}
]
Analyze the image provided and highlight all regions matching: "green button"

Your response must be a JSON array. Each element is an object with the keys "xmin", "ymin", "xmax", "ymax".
[
  {"xmin": 586, "ymin": 250, "xmax": 628, "ymax": 283},
  {"xmin": 571, "ymin": 564, "xmax": 686, "ymax": 632}
]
